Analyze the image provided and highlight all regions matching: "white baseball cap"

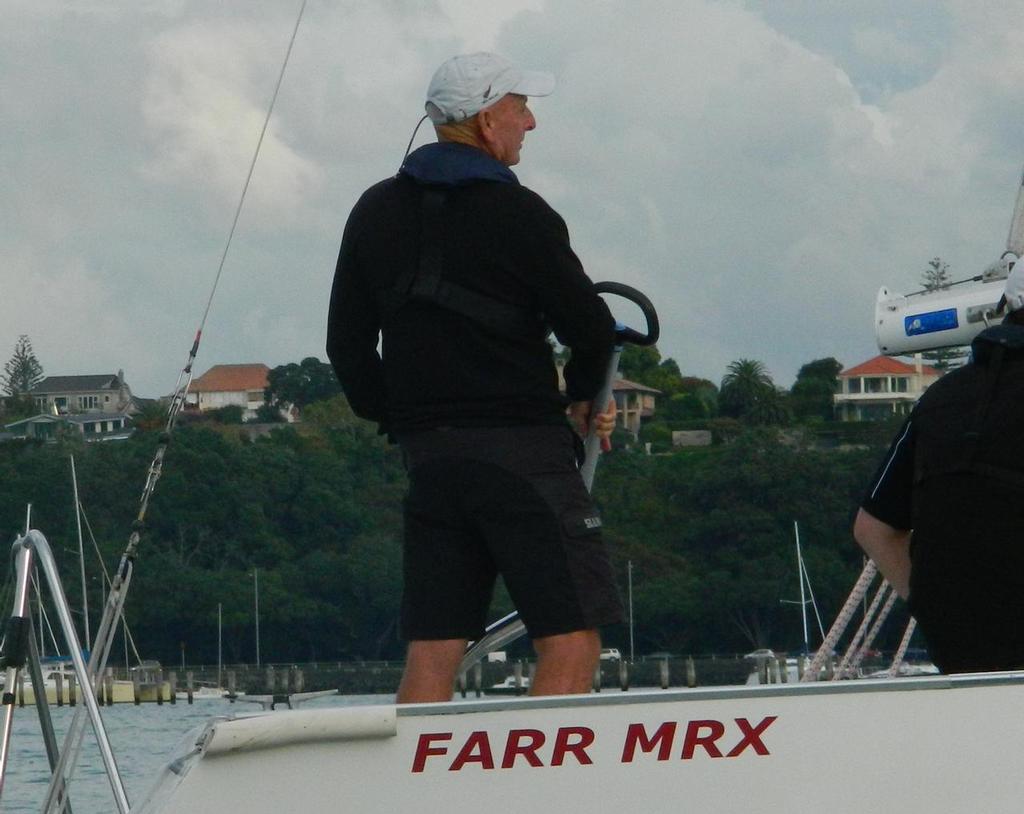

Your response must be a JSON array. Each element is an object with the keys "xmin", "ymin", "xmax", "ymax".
[
  {"xmin": 1000, "ymin": 254, "xmax": 1024, "ymax": 313},
  {"xmin": 425, "ymin": 52, "xmax": 555, "ymax": 125}
]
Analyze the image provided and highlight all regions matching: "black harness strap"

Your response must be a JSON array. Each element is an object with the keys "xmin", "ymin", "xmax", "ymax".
[{"xmin": 386, "ymin": 189, "xmax": 545, "ymax": 338}]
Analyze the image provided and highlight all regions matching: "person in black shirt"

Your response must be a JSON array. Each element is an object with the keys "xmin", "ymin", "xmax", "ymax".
[
  {"xmin": 327, "ymin": 53, "xmax": 622, "ymax": 701},
  {"xmin": 855, "ymin": 258, "xmax": 1024, "ymax": 672}
]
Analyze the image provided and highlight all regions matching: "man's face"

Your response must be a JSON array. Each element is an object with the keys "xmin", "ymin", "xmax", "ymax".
[{"xmin": 481, "ymin": 93, "xmax": 536, "ymax": 166}]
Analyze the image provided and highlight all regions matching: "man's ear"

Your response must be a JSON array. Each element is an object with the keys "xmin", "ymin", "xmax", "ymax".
[{"xmin": 478, "ymin": 107, "xmax": 498, "ymax": 140}]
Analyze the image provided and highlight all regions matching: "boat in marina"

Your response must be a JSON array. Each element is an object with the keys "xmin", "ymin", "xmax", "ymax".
[{"xmin": 0, "ymin": 658, "xmax": 173, "ymax": 706}]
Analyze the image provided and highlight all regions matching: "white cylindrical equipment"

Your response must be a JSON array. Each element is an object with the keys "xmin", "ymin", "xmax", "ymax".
[{"xmin": 874, "ymin": 278, "xmax": 1004, "ymax": 356}]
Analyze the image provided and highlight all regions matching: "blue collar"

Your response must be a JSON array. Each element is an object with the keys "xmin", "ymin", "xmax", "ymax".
[{"xmin": 399, "ymin": 142, "xmax": 519, "ymax": 187}]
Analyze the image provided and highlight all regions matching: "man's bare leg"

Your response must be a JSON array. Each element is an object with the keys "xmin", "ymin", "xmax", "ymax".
[
  {"xmin": 396, "ymin": 639, "xmax": 467, "ymax": 703},
  {"xmin": 529, "ymin": 629, "xmax": 601, "ymax": 696}
]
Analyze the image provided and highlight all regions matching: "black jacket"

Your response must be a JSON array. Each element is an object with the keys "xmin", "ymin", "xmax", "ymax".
[
  {"xmin": 326, "ymin": 142, "xmax": 615, "ymax": 435},
  {"xmin": 861, "ymin": 322, "xmax": 1024, "ymax": 671}
]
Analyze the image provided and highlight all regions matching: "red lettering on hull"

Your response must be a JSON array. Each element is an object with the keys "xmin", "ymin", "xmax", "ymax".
[
  {"xmin": 410, "ymin": 716, "xmax": 777, "ymax": 772},
  {"xmin": 551, "ymin": 727, "xmax": 595, "ymax": 766},
  {"xmin": 621, "ymin": 722, "xmax": 677, "ymax": 762},
  {"xmin": 501, "ymin": 729, "xmax": 545, "ymax": 769}
]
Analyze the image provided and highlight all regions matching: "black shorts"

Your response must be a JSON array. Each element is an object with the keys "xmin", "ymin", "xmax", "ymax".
[{"xmin": 397, "ymin": 424, "xmax": 624, "ymax": 641}]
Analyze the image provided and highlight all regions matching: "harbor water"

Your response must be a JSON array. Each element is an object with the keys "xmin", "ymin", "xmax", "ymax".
[{"xmin": 2, "ymin": 693, "xmax": 394, "ymax": 813}]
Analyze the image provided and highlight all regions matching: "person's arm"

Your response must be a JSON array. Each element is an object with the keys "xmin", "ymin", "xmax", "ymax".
[
  {"xmin": 853, "ymin": 508, "xmax": 911, "ymax": 599},
  {"xmin": 326, "ymin": 203, "xmax": 387, "ymax": 427},
  {"xmin": 856, "ymin": 416, "xmax": 916, "ymax": 600},
  {"xmin": 514, "ymin": 191, "xmax": 616, "ymax": 401}
]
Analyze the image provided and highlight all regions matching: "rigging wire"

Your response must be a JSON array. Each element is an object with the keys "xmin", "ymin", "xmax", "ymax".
[{"xmin": 40, "ymin": 4, "xmax": 310, "ymax": 810}]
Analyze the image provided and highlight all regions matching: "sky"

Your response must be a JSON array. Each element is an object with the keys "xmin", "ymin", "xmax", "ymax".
[{"xmin": 3, "ymin": 0, "xmax": 1024, "ymax": 398}]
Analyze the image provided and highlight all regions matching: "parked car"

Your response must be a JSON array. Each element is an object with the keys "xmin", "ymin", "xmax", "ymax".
[{"xmin": 599, "ymin": 648, "xmax": 621, "ymax": 661}]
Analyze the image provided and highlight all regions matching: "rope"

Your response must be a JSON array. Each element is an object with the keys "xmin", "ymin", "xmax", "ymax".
[
  {"xmin": 801, "ymin": 560, "xmax": 877, "ymax": 681},
  {"xmin": 834, "ymin": 580, "xmax": 891, "ymax": 680},
  {"xmin": 79, "ymin": 502, "xmax": 144, "ymax": 668},
  {"xmin": 888, "ymin": 618, "xmax": 918, "ymax": 677},
  {"xmin": 846, "ymin": 589, "xmax": 898, "ymax": 676}
]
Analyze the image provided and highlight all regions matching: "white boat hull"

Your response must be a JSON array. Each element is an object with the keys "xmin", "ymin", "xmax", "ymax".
[{"xmin": 134, "ymin": 671, "xmax": 1024, "ymax": 813}]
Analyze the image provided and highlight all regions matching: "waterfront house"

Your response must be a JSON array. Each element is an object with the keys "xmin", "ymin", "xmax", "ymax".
[
  {"xmin": 186, "ymin": 363, "xmax": 272, "ymax": 421},
  {"xmin": 834, "ymin": 355, "xmax": 941, "ymax": 421},
  {"xmin": 4, "ymin": 412, "xmax": 133, "ymax": 442},
  {"xmin": 31, "ymin": 371, "xmax": 135, "ymax": 415}
]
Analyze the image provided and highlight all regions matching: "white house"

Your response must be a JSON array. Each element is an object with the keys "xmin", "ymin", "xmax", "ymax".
[
  {"xmin": 834, "ymin": 355, "xmax": 942, "ymax": 421},
  {"xmin": 4, "ymin": 412, "xmax": 133, "ymax": 442},
  {"xmin": 186, "ymin": 364, "xmax": 271, "ymax": 421},
  {"xmin": 31, "ymin": 372, "xmax": 134, "ymax": 415}
]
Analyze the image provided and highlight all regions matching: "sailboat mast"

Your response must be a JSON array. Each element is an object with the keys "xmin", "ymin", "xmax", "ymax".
[
  {"xmin": 70, "ymin": 455, "xmax": 90, "ymax": 651},
  {"xmin": 217, "ymin": 603, "xmax": 223, "ymax": 690},
  {"xmin": 794, "ymin": 521, "xmax": 809, "ymax": 654}
]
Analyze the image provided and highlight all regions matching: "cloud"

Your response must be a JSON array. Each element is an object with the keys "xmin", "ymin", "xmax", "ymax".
[{"xmin": 4, "ymin": 0, "xmax": 1024, "ymax": 399}]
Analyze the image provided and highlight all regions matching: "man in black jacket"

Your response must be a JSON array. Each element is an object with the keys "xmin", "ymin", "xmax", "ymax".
[
  {"xmin": 327, "ymin": 53, "xmax": 622, "ymax": 701},
  {"xmin": 854, "ymin": 259, "xmax": 1024, "ymax": 672}
]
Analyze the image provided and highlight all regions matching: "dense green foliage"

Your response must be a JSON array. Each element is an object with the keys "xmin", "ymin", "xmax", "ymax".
[
  {"xmin": 0, "ymin": 396, "xmax": 905, "ymax": 666},
  {"xmin": 265, "ymin": 357, "xmax": 342, "ymax": 410},
  {"xmin": 789, "ymin": 358, "xmax": 842, "ymax": 422}
]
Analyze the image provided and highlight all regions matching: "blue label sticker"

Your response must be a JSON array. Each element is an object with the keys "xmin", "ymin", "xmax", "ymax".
[{"xmin": 904, "ymin": 308, "xmax": 959, "ymax": 336}]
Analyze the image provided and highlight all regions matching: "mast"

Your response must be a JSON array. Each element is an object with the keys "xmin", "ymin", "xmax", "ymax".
[
  {"xmin": 794, "ymin": 521, "xmax": 810, "ymax": 655},
  {"xmin": 1006, "ymin": 165, "xmax": 1024, "ymax": 257},
  {"xmin": 70, "ymin": 455, "xmax": 90, "ymax": 651},
  {"xmin": 217, "ymin": 603, "xmax": 223, "ymax": 689}
]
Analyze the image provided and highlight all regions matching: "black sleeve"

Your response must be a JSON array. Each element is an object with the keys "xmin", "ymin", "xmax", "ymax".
[
  {"xmin": 860, "ymin": 416, "xmax": 915, "ymax": 530},
  {"xmin": 517, "ymin": 192, "xmax": 615, "ymax": 401},
  {"xmin": 325, "ymin": 202, "xmax": 388, "ymax": 428}
]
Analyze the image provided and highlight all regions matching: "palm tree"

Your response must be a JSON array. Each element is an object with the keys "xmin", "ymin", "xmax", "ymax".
[{"xmin": 719, "ymin": 359, "xmax": 788, "ymax": 425}]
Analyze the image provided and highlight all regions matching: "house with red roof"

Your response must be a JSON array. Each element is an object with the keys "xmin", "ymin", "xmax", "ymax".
[
  {"xmin": 186, "ymin": 363, "xmax": 272, "ymax": 421},
  {"xmin": 834, "ymin": 355, "xmax": 942, "ymax": 421}
]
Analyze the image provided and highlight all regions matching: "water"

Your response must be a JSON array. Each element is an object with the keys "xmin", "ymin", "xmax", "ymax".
[{"xmin": 1, "ymin": 693, "xmax": 394, "ymax": 813}]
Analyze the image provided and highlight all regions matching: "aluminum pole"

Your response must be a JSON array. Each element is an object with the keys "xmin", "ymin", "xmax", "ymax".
[
  {"xmin": 28, "ymin": 531, "xmax": 130, "ymax": 814},
  {"xmin": 0, "ymin": 539, "xmax": 35, "ymax": 798}
]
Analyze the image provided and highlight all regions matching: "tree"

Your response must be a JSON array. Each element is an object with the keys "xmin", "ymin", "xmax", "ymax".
[
  {"xmin": 618, "ymin": 346, "xmax": 689, "ymax": 397},
  {"xmin": 133, "ymin": 401, "xmax": 169, "ymax": 431},
  {"xmin": 206, "ymin": 404, "xmax": 244, "ymax": 424},
  {"xmin": 920, "ymin": 258, "xmax": 966, "ymax": 371},
  {"xmin": 254, "ymin": 403, "xmax": 285, "ymax": 423},
  {"xmin": 922, "ymin": 257, "xmax": 952, "ymax": 292},
  {"xmin": 2, "ymin": 335, "xmax": 43, "ymax": 396},
  {"xmin": 719, "ymin": 359, "xmax": 789, "ymax": 426},
  {"xmin": 265, "ymin": 357, "xmax": 341, "ymax": 411},
  {"xmin": 790, "ymin": 358, "xmax": 842, "ymax": 422}
]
